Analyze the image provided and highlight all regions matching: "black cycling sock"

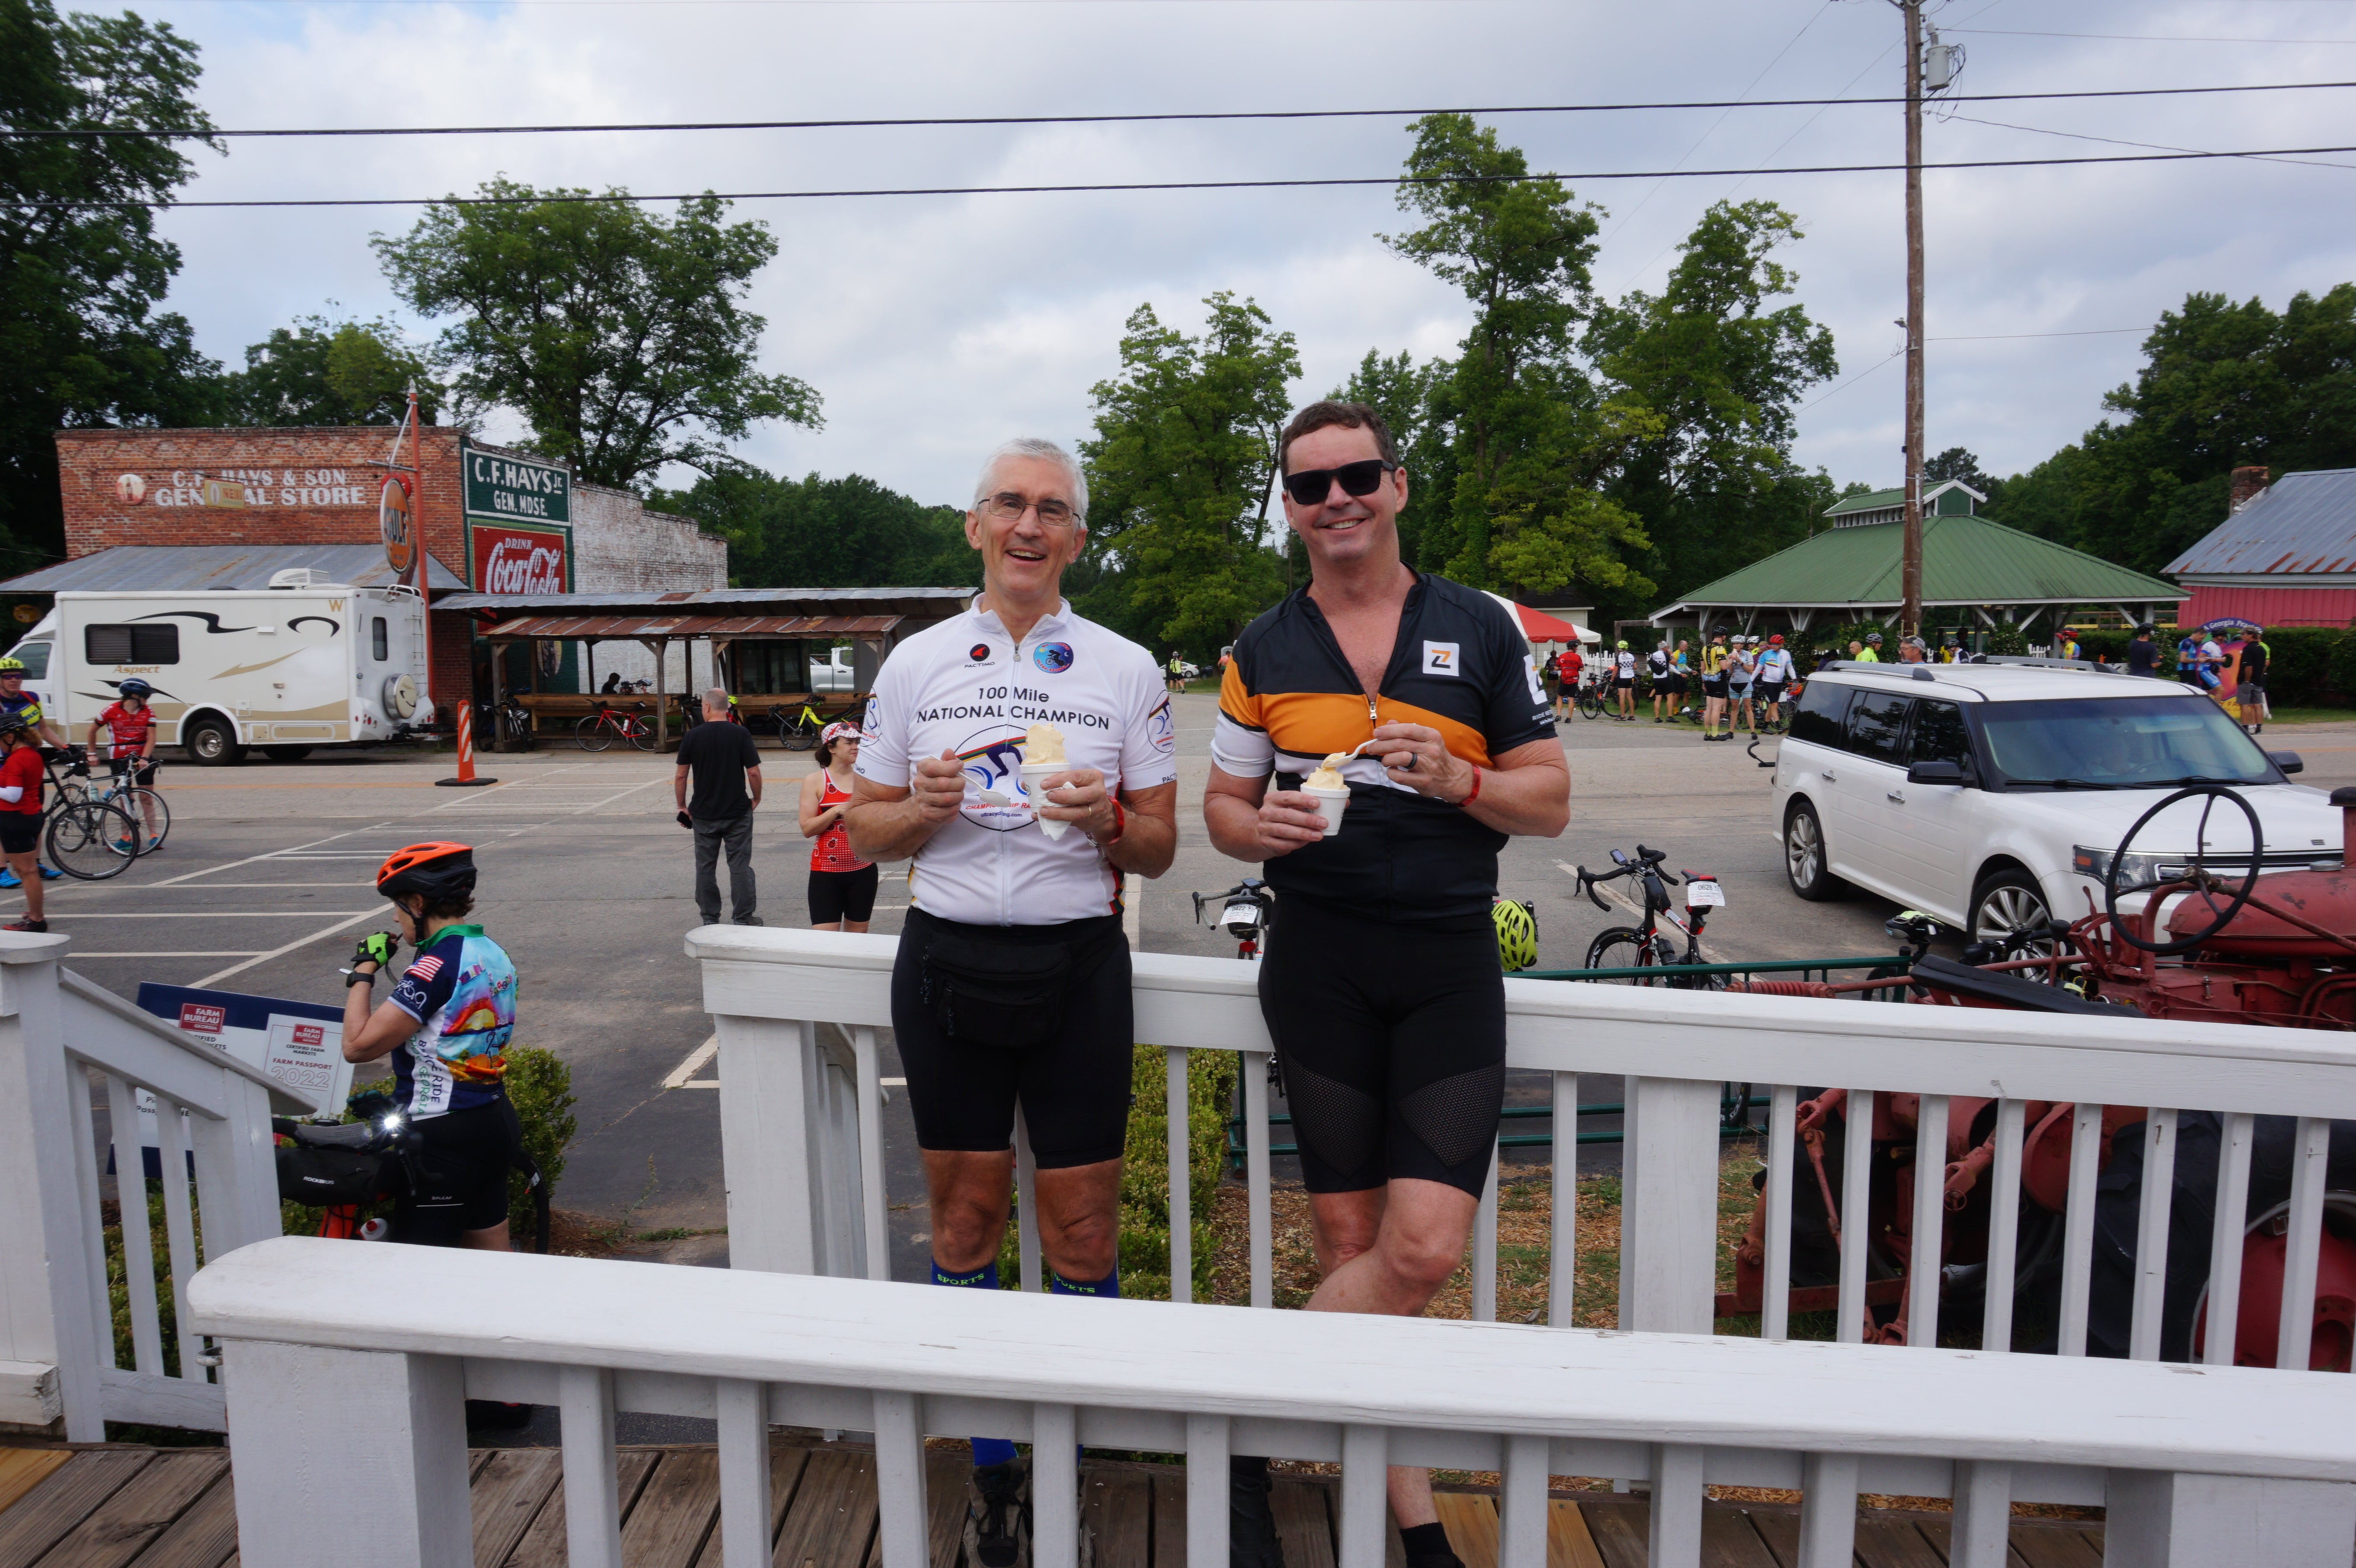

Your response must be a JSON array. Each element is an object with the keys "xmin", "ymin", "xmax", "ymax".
[{"xmin": 1401, "ymin": 1521, "xmax": 1462, "ymax": 1567}]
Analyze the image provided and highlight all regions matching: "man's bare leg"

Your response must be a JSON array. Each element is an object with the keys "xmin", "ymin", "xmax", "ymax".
[
  {"xmin": 923, "ymin": 1148, "xmax": 1122, "ymax": 1281},
  {"xmin": 1305, "ymin": 1179, "xmax": 1479, "ymax": 1529}
]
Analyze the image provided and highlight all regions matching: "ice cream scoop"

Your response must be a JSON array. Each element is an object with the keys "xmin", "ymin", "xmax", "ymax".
[
  {"xmin": 1304, "ymin": 752, "xmax": 1350, "ymax": 790},
  {"xmin": 1019, "ymin": 724, "xmax": 1073, "ymax": 840},
  {"xmin": 1302, "ymin": 750, "xmax": 1351, "ymax": 838}
]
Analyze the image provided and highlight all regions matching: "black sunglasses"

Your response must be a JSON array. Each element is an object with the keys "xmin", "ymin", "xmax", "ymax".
[{"xmin": 1282, "ymin": 458, "xmax": 1398, "ymax": 508}]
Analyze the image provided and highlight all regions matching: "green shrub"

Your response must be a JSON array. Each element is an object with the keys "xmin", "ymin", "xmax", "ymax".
[
  {"xmin": 503, "ymin": 1046, "xmax": 577, "ymax": 1238},
  {"xmin": 996, "ymin": 1043, "xmax": 1236, "ymax": 1300}
]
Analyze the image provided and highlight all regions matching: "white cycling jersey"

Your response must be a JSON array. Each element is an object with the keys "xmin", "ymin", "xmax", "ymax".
[
  {"xmin": 855, "ymin": 599, "xmax": 1177, "ymax": 926},
  {"xmin": 1756, "ymin": 648, "xmax": 1793, "ymax": 683}
]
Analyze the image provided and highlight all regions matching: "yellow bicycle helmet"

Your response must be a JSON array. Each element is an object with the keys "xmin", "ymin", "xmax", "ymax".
[{"xmin": 1493, "ymin": 898, "xmax": 1538, "ymax": 971}]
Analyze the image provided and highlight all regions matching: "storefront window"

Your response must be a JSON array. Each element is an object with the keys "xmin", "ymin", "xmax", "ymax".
[{"xmin": 733, "ymin": 640, "xmax": 808, "ymax": 694}]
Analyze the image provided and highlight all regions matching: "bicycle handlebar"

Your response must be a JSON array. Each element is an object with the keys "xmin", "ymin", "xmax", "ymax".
[{"xmin": 1577, "ymin": 847, "xmax": 1681, "ymax": 909}]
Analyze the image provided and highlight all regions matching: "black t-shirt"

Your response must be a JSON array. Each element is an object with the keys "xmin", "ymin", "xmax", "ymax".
[
  {"xmin": 2125, "ymin": 639, "xmax": 2158, "ymax": 677},
  {"xmin": 678, "ymin": 721, "xmax": 761, "ymax": 820},
  {"xmin": 2241, "ymin": 640, "xmax": 2268, "ymax": 683}
]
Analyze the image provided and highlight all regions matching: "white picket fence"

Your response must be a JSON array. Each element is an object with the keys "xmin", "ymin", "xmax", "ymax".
[
  {"xmin": 686, "ymin": 928, "xmax": 2356, "ymax": 1504},
  {"xmin": 189, "ymin": 1234, "xmax": 2356, "ymax": 1568},
  {"xmin": 0, "ymin": 931, "xmax": 295, "ymax": 1438}
]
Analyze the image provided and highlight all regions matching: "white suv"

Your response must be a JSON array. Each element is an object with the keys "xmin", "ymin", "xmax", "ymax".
[{"xmin": 1772, "ymin": 661, "xmax": 2341, "ymax": 944}]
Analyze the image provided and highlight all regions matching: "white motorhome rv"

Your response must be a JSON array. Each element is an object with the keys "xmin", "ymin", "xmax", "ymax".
[{"xmin": 10, "ymin": 569, "xmax": 432, "ymax": 765}]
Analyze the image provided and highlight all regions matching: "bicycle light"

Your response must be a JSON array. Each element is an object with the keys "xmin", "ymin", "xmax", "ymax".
[{"xmin": 380, "ymin": 1113, "xmax": 405, "ymax": 1134}]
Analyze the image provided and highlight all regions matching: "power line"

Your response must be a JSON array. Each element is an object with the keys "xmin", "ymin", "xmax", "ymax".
[
  {"xmin": 21, "ymin": 141, "xmax": 2356, "ymax": 210},
  {"xmin": 12, "ymin": 79, "xmax": 2356, "ymax": 140},
  {"xmin": 1799, "ymin": 349, "xmax": 1903, "ymax": 413},
  {"xmin": 1950, "ymin": 27, "xmax": 2356, "ymax": 44},
  {"xmin": 1948, "ymin": 112, "xmax": 2356, "ymax": 172},
  {"xmin": 1928, "ymin": 327, "xmax": 2147, "ymax": 341}
]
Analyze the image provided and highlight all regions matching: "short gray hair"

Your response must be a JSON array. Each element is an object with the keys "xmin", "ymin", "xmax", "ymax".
[
  {"xmin": 974, "ymin": 438, "xmax": 1087, "ymax": 521},
  {"xmin": 702, "ymin": 686, "xmax": 729, "ymax": 711}
]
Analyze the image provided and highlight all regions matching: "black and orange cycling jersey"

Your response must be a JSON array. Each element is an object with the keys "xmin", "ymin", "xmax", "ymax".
[{"xmin": 1212, "ymin": 574, "xmax": 1555, "ymax": 924}]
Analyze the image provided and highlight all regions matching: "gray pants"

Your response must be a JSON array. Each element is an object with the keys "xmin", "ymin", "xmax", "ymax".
[{"xmin": 692, "ymin": 814, "xmax": 756, "ymax": 923}]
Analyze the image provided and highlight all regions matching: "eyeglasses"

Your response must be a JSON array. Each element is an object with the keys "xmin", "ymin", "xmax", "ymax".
[
  {"xmin": 978, "ymin": 493, "xmax": 1080, "ymax": 530},
  {"xmin": 1282, "ymin": 458, "xmax": 1398, "ymax": 508}
]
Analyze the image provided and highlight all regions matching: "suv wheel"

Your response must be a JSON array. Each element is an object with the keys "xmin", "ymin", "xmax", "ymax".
[
  {"xmin": 1969, "ymin": 866, "xmax": 2066, "ymax": 980},
  {"xmin": 184, "ymin": 717, "xmax": 244, "ymax": 767},
  {"xmin": 1784, "ymin": 800, "xmax": 1844, "ymax": 901}
]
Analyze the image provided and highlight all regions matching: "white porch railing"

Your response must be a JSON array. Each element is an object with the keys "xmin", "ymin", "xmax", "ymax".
[
  {"xmin": 190, "ymin": 1234, "xmax": 2356, "ymax": 1568},
  {"xmin": 687, "ymin": 926, "xmax": 2356, "ymax": 1385},
  {"xmin": 0, "ymin": 931, "xmax": 298, "ymax": 1438}
]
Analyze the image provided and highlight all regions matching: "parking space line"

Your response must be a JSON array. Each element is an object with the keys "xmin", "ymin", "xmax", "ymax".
[
  {"xmin": 661, "ymin": 1034, "xmax": 718, "ymax": 1089},
  {"xmin": 75, "ymin": 952, "xmax": 261, "ymax": 959},
  {"xmin": 51, "ymin": 911, "xmax": 375, "ymax": 919},
  {"xmin": 149, "ymin": 823, "xmax": 394, "ymax": 887},
  {"xmin": 194, "ymin": 909, "xmax": 382, "ymax": 989}
]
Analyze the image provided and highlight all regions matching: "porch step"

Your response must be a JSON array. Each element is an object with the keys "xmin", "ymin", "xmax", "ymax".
[{"xmin": 0, "ymin": 1434, "xmax": 2117, "ymax": 1568}]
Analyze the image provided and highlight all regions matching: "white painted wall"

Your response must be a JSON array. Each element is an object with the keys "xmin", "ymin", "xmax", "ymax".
[{"xmin": 567, "ymin": 483, "xmax": 729, "ymax": 694}]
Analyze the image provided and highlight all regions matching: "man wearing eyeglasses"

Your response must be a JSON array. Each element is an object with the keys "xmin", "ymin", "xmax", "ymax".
[
  {"xmin": 1204, "ymin": 401, "xmax": 1570, "ymax": 1568},
  {"xmin": 845, "ymin": 437, "xmax": 1179, "ymax": 1568}
]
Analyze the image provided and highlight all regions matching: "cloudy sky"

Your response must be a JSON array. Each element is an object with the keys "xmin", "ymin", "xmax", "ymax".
[{"xmin": 131, "ymin": 0, "xmax": 2356, "ymax": 507}]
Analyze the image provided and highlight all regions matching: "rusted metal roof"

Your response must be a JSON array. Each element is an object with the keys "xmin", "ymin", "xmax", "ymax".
[
  {"xmin": 0, "ymin": 544, "xmax": 467, "ymax": 593},
  {"xmin": 480, "ymin": 613, "xmax": 902, "ymax": 640},
  {"xmin": 2166, "ymin": 469, "xmax": 2356, "ymax": 579}
]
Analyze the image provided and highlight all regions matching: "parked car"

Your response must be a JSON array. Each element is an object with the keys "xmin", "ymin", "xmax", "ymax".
[
  {"xmin": 1770, "ymin": 661, "xmax": 2340, "ymax": 947},
  {"xmin": 809, "ymin": 647, "xmax": 856, "ymax": 692}
]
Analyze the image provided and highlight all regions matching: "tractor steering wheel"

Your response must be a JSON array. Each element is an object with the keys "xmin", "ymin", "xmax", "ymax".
[{"xmin": 2103, "ymin": 785, "xmax": 2263, "ymax": 955}]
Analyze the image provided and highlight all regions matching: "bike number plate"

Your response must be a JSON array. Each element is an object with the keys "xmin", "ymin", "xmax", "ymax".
[{"xmin": 1686, "ymin": 879, "xmax": 1726, "ymax": 908}]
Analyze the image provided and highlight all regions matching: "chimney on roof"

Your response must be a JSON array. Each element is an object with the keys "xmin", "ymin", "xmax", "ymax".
[{"xmin": 2229, "ymin": 466, "xmax": 2271, "ymax": 514}]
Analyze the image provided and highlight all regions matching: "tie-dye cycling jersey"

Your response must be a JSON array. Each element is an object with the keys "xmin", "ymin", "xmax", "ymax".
[{"xmin": 386, "ymin": 925, "xmax": 517, "ymax": 1118}]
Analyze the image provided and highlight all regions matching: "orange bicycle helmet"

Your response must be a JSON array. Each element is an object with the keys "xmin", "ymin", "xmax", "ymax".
[{"xmin": 376, "ymin": 842, "xmax": 476, "ymax": 902}]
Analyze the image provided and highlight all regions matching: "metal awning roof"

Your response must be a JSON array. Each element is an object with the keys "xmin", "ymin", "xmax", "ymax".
[
  {"xmin": 438, "ymin": 586, "xmax": 969, "ymax": 614},
  {"xmin": 481, "ymin": 613, "xmax": 902, "ymax": 640},
  {"xmin": 2166, "ymin": 469, "xmax": 2356, "ymax": 579},
  {"xmin": 0, "ymin": 544, "xmax": 467, "ymax": 593}
]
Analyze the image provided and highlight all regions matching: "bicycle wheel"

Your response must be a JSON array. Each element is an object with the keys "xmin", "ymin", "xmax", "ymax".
[
  {"xmin": 1583, "ymin": 926, "xmax": 1667, "ymax": 983},
  {"xmin": 46, "ymin": 800, "xmax": 139, "ymax": 880},
  {"xmin": 123, "ymin": 787, "xmax": 170, "ymax": 853},
  {"xmin": 575, "ymin": 715, "xmax": 612, "ymax": 752},
  {"xmin": 625, "ymin": 718, "xmax": 657, "ymax": 752},
  {"xmin": 1576, "ymin": 687, "xmax": 1605, "ymax": 721},
  {"xmin": 781, "ymin": 710, "xmax": 819, "ymax": 750}
]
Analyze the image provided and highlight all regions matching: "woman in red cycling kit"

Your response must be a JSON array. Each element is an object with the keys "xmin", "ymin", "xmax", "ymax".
[{"xmin": 800, "ymin": 721, "xmax": 878, "ymax": 931}]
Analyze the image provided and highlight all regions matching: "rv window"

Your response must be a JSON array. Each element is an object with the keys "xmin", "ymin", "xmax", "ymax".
[
  {"xmin": 371, "ymin": 617, "xmax": 389, "ymax": 662},
  {"xmin": 85, "ymin": 624, "xmax": 180, "ymax": 666},
  {"xmin": 6, "ymin": 641, "xmax": 49, "ymax": 680}
]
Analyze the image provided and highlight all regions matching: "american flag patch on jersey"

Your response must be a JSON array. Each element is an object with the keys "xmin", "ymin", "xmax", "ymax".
[{"xmin": 405, "ymin": 955, "xmax": 443, "ymax": 982}]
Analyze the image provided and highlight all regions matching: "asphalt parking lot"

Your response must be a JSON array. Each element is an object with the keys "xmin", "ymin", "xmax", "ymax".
[{"xmin": 55, "ymin": 698, "xmax": 2356, "ymax": 1266}]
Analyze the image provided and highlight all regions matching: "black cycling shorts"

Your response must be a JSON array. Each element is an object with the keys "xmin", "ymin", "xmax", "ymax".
[
  {"xmin": 809, "ymin": 864, "xmax": 880, "ymax": 924},
  {"xmin": 393, "ymin": 1097, "xmax": 519, "ymax": 1246},
  {"xmin": 1703, "ymin": 677, "xmax": 1728, "ymax": 698},
  {"xmin": 1758, "ymin": 682, "xmax": 1786, "ymax": 702},
  {"xmin": 109, "ymin": 758, "xmax": 158, "ymax": 787},
  {"xmin": 1613, "ymin": 676, "xmax": 1634, "ymax": 690},
  {"xmin": 0, "ymin": 811, "xmax": 41, "ymax": 856},
  {"xmin": 891, "ymin": 906, "xmax": 1134, "ymax": 1169},
  {"xmin": 1258, "ymin": 894, "xmax": 1506, "ymax": 1197}
]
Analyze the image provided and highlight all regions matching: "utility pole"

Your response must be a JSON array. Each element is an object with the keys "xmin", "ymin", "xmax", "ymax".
[{"xmin": 1897, "ymin": 0, "xmax": 1926, "ymax": 642}]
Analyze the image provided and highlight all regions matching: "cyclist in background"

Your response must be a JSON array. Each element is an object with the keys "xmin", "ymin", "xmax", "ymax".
[
  {"xmin": 1646, "ymin": 642, "xmax": 1672, "ymax": 723},
  {"xmin": 1725, "ymin": 637, "xmax": 1756, "ymax": 737},
  {"xmin": 1858, "ymin": 632, "xmax": 1883, "ymax": 662},
  {"xmin": 88, "ymin": 679, "xmax": 162, "ymax": 852},
  {"xmin": 0, "ymin": 714, "xmax": 47, "ymax": 932},
  {"xmin": 1755, "ymin": 635, "xmax": 1793, "ymax": 729},
  {"xmin": 0, "ymin": 660, "xmax": 63, "ymax": 887},
  {"xmin": 801, "ymin": 721, "xmax": 877, "ymax": 933},
  {"xmin": 1612, "ymin": 640, "xmax": 1637, "ymax": 720},
  {"xmin": 1552, "ymin": 643, "xmax": 1583, "ymax": 720},
  {"xmin": 337, "ymin": 843, "xmax": 521, "ymax": 1249},
  {"xmin": 1700, "ymin": 632, "xmax": 1730, "ymax": 742}
]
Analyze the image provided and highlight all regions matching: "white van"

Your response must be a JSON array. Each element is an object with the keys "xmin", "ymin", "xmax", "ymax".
[{"xmin": 10, "ymin": 570, "xmax": 432, "ymax": 765}]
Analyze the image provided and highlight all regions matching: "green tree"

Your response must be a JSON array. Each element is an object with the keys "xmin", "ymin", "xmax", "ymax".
[
  {"xmin": 1384, "ymin": 114, "xmax": 1653, "ymax": 602},
  {"xmin": 1331, "ymin": 348, "xmax": 1451, "ymax": 573},
  {"xmin": 373, "ymin": 181, "xmax": 820, "ymax": 489},
  {"xmin": 1, "ymin": 0, "xmax": 222, "ymax": 561},
  {"xmin": 1079, "ymin": 293, "xmax": 1300, "ymax": 656},
  {"xmin": 223, "ymin": 314, "xmax": 443, "ymax": 427},
  {"xmin": 1586, "ymin": 199, "xmax": 1838, "ymax": 608},
  {"xmin": 1987, "ymin": 286, "xmax": 2356, "ymax": 572},
  {"xmin": 1923, "ymin": 446, "xmax": 1990, "ymax": 490},
  {"xmin": 652, "ymin": 469, "xmax": 974, "ymax": 589}
]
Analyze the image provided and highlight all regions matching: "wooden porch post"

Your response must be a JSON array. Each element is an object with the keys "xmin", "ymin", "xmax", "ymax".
[{"xmin": 646, "ymin": 638, "xmax": 668, "ymax": 749}]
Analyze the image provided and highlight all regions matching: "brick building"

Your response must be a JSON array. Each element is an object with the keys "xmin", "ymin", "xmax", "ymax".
[{"xmin": 41, "ymin": 425, "xmax": 723, "ymax": 711}]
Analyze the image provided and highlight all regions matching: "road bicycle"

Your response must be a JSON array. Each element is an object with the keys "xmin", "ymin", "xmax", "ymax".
[
  {"xmin": 776, "ymin": 698, "xmax": 863, "ymax": 751},
  {"xmin": 1192, "ymin": 877, "xmax": 1274, "ymax": 961},
  {"xmin": 574, "ymin": 702, "xmax": 655, "ymax": 752},
  {"xmin": 1573, "ymin": 844, "xmax": 1725, "ymax": 989},
  {"xmin": 1574, "ymin": 674, "xmax": 1607, "ymax": 722},
  {"xmin": 52, "ymin": 755, "xmax": 171, "ymax": 858}
]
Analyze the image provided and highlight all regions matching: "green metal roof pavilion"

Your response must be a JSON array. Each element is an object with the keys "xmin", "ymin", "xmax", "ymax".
[{"xmin": 1648, "ymin": 513, "xmax": 2185, "ymax": 633}]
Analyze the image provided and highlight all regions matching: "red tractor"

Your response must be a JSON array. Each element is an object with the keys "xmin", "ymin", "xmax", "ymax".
[{"xmin": 1720, "ymin": 784, "xmax": 2356, "ymax": 1366}]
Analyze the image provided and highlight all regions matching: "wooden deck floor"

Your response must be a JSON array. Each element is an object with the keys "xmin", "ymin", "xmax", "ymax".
[{"xmin": 0, "ymin": 1436, "xmax": 2112, "ymax": 1568}]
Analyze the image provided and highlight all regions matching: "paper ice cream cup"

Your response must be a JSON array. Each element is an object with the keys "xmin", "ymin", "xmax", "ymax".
[
  {"xmin": 1305, "ymin": 785, "xmax": 1349, "ymax": 837},
  {"xmin": 1020, "ymin": 762, "xmax": 1071, "ymax": 840}
]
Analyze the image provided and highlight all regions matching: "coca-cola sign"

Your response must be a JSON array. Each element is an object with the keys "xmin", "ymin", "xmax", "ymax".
[{"xmin": 469, "ymin": 523, "xmax": 570, "ymax": 594}]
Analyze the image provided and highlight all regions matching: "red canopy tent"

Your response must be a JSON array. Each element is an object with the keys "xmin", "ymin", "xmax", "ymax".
[{"xmin": 1485, "ymin": 595, "xmax": 1595, "ymax": 643}]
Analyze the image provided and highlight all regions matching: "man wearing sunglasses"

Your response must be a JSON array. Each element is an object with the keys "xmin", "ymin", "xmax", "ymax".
[{"xmin": 1205, "ymin": 401, "xmax": 1570, "ymax": 1568}]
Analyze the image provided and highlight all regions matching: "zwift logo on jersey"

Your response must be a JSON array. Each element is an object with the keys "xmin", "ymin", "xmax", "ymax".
[
  {"xmin": 1033, "ymin": 642, "xmax": 1074, "ymax": 673},
  {"xmin": 1422, "ymin": 640, "xmax": 1460, "ymax": 677}
]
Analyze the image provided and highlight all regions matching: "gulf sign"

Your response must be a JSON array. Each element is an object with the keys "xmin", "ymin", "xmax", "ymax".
[{"xmin": 470, "ymin": 523, "xmax": 569, "ymax": 594}]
